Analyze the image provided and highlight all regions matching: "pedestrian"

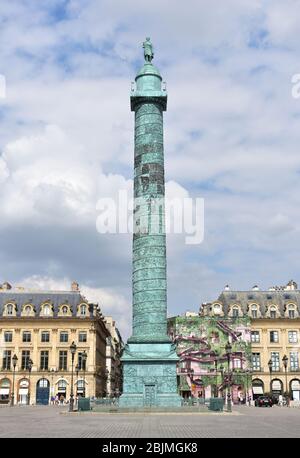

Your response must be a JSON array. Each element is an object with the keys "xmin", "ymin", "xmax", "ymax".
[{"xmin": 278, "ymin": 394, "xmax": 283, "ymax": 406}]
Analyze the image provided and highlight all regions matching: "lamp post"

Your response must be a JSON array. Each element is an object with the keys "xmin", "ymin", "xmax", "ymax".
[
  {"xmin": 219, "ymin": 364, "xmax": 224, "ymax": 401},
  {"xmin": 214, "ymin": 358, "xmax": 218, "ymax": 397},
  {"xmin": 105, "ymin": 369, "xmax": 110, "ymax": 397},
  {"xmin": 82, "ymin": 351, "xmax": 87, "ymax": 398},
  {"xmin": 268, "ymin": 358, "xmax": 273, "ymax": 397},
  {"xmin": 245, "ymin": 368, "xmax": 251, "ymax": 406},
  {"xmin": 11, "ymin": 354, "xmax": 18, "ymax": 407},
  {"xmin": 282, "ymin": 354, "xmax": 288, "ymax": 401},
  {"xmin": 69, "ymin": 341, "xmax": 77, "ymax": 412},
  {"xmin": 27, "ymin": 359, "xmax": 33, "ymax": 405},
  {"xmin": 50, "ymin": 368, "xmax": 56, "ymax": 404},
  {"xmin": 225, "ymin": 341, "xmax": 232, "ymax": 412}
]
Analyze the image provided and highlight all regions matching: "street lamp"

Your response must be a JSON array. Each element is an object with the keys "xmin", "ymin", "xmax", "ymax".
[
  {"xmin": 11, "ymin": 354, "xmax": 18, "ymax": 407},
  {"xmin": 105, "ymin": 369, "xmax": 110, "ymax": 397},
  {"xmin": 50, "ymin": 368, "xmax": 57, "ymax": 403},
  {"xmin": 244, "ymin": 368, "xmax": 251, "ymax": 406},
  {"xmin": 225, "ymin": 341, "xmax": 232, "ymax": 412},
  {"xmin": 82, "ymin": 351, "xmax": 87, "ymax": 398},
  {"xmin": 27, "ymin": 359, "xmax": 33, "ymax": 405},
  {"xmin": 220, "ymin": 364, "xmax": 224, "ymax": 401},
  {"xmin": 268, "ymin": 358, "xmax": 273, "ymax": 396},
  {"xmin": 282, "ymin": 354, "xmax": 288, "ymax": 401},
  {"xmin": 69, "ymin": 341, "xmax": 77, "ymax": 412},
  {"xmin": 214, "ymin": 358, "xmax": 218, "ymax": 397}
]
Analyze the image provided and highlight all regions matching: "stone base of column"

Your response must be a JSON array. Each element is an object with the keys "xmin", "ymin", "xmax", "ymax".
[{"xmin": 119, "ymin": 342, "xmax": 182, "ymax": 408}]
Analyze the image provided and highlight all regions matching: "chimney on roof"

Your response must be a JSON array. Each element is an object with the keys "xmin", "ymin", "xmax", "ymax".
[
  {"xmin": 71, "ymin": 281, "xmax": 79, "ymax": 292},
  {"xmin": 1, "ymin": 282, "xmax": 12, "ymax": 290}
]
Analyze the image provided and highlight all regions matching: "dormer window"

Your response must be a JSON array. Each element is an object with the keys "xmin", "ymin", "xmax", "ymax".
[
  {"xmin": 80, "ymin": 305, "xmax": 87, "ymax": 316},
  {"xmin": 251, "ymin": 305, "xmax": 258, "ymax": 318},
  {"xmin": 62, "ymin": 306, "xmax": 68, "ymax": 314},
  {"xmin": 213, "ymin": 304, "xmax": 222, "ymax": 315},
  {"xmin": 4, "ymin": 303, "xmax": 16, "ymax": 317},
  {"xmin": 40, "ymin": 303, "xmax": 53, "ymax": 317},
  {"xmin": 232, "ymin": 307, "xmax": 239, "ymax": 318}
]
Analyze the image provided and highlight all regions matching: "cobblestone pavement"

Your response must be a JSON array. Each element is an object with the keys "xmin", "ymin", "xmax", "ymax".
[{"xmin": 0, "ymin": 405, "xmax": 299, "ymax": 438}]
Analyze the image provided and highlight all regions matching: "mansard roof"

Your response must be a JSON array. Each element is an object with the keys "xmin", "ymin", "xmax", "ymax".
[
  {"xmin": 216, "ymin": 289, "xmax": 300, "ymax": 315},
  {"xmin": 0, "ymin": 289, "xmax": 91, "ymax": 317}
]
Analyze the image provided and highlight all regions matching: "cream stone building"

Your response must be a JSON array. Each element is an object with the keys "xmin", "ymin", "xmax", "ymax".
[
  {"xmin": 202, "ymin": 280, "xmax": 300, "ymax": 401},
  {"xmin": 104, "ymin": 316, "xmax": 123, "ymax": 397},
  {"xmin": 0, "ymin": 281, "xmax": 114, "ymax": 405}
]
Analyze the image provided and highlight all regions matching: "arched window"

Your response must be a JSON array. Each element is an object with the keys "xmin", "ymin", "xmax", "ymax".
[
  {"xmin": 62, "ymin": 306, "xmax": 68, "ymax": 314},
  {"xmin": 25, "ymin": 306, "xmax": 31, "ymax": 316},
  {"xmin": 38, "ymin": 378, "xmax": 49, "ymax": 388},
  {"xmin": 7, "ymin": 304, "xmax": 13, "ymax": 316},
  {"xmin": 43, "ymin": 305, "xmax": 50, "ymax": 315},
  {"xmin": 213, "ymin": 304, "xmax": 222, "ymax": 315},
  {"xmin": 80, "ymin": 305, "xmax": 87, "ymax": 316},
  {"xmin": 251, "ymin": 305, "xmax": 258, "ymax": 319}
]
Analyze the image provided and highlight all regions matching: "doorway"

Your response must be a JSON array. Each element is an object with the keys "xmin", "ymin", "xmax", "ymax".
[{"xmin": 144, "ymin": 384, "xmax": 156, "ymax": 407}]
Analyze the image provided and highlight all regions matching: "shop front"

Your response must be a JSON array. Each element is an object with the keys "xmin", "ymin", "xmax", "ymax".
[
  {"xmin": 0, "ymin": 378, "xmax": 11, "ymax": 404},
  {"xmin": 18, "ymin": 379, "xmax": 29, "ymax": 405}
]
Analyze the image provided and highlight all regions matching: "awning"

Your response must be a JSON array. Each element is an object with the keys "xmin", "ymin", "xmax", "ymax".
[
  {"xmin": 291, "ymin": 381, "xmax": 300, "ymax": 390},
  {"xmin": 0, "ymin": 388, "xmax": 10, "ymax": 395},
  {"xmin": 19, "ymin": 389, "xmax": 28, "ymax": 395},
  {"xmin": 252, "ymin": 386, "xmax": 263, "ymax": 394}
]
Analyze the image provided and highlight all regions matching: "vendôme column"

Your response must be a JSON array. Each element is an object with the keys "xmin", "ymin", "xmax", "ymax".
[{"xmin": 120, "ymin": 39, "xmax": 181, "ymax": 408}]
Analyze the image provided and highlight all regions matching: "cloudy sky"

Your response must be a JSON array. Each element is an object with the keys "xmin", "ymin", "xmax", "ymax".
[{"xmin": 1, "ymin": 0, "xmax": 300, "ymax": 338}]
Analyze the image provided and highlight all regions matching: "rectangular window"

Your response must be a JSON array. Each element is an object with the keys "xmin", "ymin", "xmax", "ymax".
[
  {"xmin": 251, "ymin": 331, "xmax": 260, "ymax": 343},
  {"xmin": 79, "ymin": 332, "xmax": 87, "ymax": 343},
  {"xmin": 232, "ymin": 308, "xmax": 239, "ymax": 318},
  {"xmin": 271, "ymin": 352, "xmax": 280, "ymax": 371},
  {"xmin": 270, "ymin": 331, "xmax": 279, "ymax": 343},
  {"xmin": 289, "ymin": 310, "xmax": 295, "ymax": 319},
  {"xmin": 252, "ymin": 353, "xmax": 261, "ymax": 371},
  {"xmin": 22, "ymin": 331, "xmax": 31, "ymax": 343},
  {"xmin": 41, "ymin": 331, "xmax": 50, "ymax": 343},
  {"xmin": 21, "ymin": 351, "xmax": 30, "ymax": 370},
  {"xmin": 252, "ymin": 310, "xmax": 258, "ymax": 318},
  {"xmin": 59, "ymin": 351, "xmax": 68, "ymax": 370},
  {"xmin": 290, "ymin": 352, "xmax": 299, "ymax": 371},
  {"xmin": 4, "ymin": 332, "xmax": 12, "ymax": 343},
  {"xmin": 2, "ymin": 350, "xmax": 11, "ymax": 370},
  {"xmin": 78, "ymin": 352, "xmax": 87, "ymax": 370},
  {"xmin": 40, "ymin": 351, "xmax": 49, "ymax": 370},
  {"xmin": 60, "ymin": 332, "xmax": 68, "ymax": 343},
  {"xmin": 233, "ymin": 358, "xmax": 242, "ymax": 369},
  {"xmin": 288, "ymin": 331, "xmax": 298, "ymax": 344},
  {"xmin": 270, "ymin": 311, "xmax": 276, "ymax": 319}
]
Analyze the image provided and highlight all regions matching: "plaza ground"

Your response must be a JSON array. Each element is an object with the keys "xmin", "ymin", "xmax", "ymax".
[{"xmin": 0, "ymin": 405, "xmax": 300, "ymax": 438}]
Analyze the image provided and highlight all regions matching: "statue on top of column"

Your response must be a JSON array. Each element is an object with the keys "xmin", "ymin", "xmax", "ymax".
[{"xmin": 143, "ymin": 37, "xmax": 154, "ymax": 63}]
